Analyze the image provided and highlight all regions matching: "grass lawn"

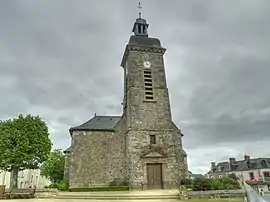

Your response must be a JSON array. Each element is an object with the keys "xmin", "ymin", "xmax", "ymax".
[{"xmin": 188, "ymin": 198, "xmax": 244, "ymax": 202}]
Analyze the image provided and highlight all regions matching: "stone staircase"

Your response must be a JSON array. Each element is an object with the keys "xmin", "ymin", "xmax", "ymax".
[{"xmin": 56, "ymin": 189, "xmax": 180, "ymax": 200}]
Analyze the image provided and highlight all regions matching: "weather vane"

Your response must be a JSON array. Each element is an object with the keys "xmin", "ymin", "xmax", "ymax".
[{"xmin": 138, "ymin": 1, "xmax": 142, "ymax": 18}]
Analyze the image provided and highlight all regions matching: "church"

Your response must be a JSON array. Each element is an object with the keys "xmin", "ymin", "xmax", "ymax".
[{"xmin": 64, "ymin": 12, "xmax": 188, "ymax": 190}]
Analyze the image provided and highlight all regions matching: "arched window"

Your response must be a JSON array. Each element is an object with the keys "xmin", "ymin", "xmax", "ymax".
[{"xmin": 261, "ymin": 160, "xmax": 267, "ymax": 168}]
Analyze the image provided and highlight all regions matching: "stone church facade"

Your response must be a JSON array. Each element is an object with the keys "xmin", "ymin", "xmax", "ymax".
[{"xmin": 64, "ymin": 15, "xmax": 188, "ymax": 190}]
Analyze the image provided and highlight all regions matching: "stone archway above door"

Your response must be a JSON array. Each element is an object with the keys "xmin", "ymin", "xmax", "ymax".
[
  {"xmin": 140, "ymin": 147, "xmax": 167, "ymax": 189},
  {"xmin": 140, "ymin": 146, "xmax": 168, "ymax": 159}
]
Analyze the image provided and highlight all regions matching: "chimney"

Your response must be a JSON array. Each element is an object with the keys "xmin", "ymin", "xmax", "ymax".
[
  {"xmin": 229, "ymin": 158, "xmax": 236, "ymax": 164},
  {"xmin": 244, "ymin": 155, "xmax": 250, "ymax": 161},
  {"xmin": 211, "ymin": 162, "xmax": 216, "ymax": 168}
]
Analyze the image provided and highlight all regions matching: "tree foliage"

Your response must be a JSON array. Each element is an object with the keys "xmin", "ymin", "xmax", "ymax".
[
  {"xmin": 228, "ymin": 173, "xmax": 238, "ymax": 180},
  {"xmin": 0, "ymin": 114, "xmax": 52, "ymax": 188},
  {"xmin": 41, "ymin": 149, "xmax": 65, "ymax": 183},
  {"xmin": 192, "ymin": 177, "xmax": 240, "ymax": 191}
]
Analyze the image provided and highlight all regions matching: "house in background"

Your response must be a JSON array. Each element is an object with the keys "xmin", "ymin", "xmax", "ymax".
[
  {"xmin": 206, "ymin": 155, "xmax": 270, "ymax": 182},
  {"xmin": 0, "ymin": 169, "xmax": 51, "ymax": 189},
  {"xmin": 188, "ymin": 171, "xmax": 204, "ymax": 180}
]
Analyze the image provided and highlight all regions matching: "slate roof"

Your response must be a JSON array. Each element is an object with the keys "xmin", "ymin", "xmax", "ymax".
[
  {"xmin": 69, "ymin": 116, "xmax": 121, "ymax": 132},
  {"xmin": 128, "ymin": 35, "xmax": 162, "ymax": 48},
  {"xmin": 212, "ymin": 157, "xmax": 270, "ymax": 173}
]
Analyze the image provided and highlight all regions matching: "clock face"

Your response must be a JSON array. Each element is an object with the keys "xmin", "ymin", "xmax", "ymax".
[{"xmin": 143, "ymin": 61, "xmax": 151, "ymax": 68}]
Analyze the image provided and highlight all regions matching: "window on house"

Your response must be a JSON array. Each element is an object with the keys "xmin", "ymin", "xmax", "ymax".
[
  {"xmin": 36, "ymin": 176, "xmax": 38, "ymax": 184},
  {"xmin": 263, "ymin": 172, "xmax": 270, "ymax": 177},
  {"xmin": 261, "ymin": 160, "xmax": 267, "ymax": 168},
  {"xmin": 31, "ymin": 175, "xmax": 33, "ymax": 183},
  {"xmin": 249, "ymin": 172, "xmax": 255, "ymax": 180},
  {"xmin": 219, "ymin": 175, "xmax": 223, "ymax": 178},
  {"xmin": 150, "ymin": 135, "xmax": 156, "ymax": 144}
]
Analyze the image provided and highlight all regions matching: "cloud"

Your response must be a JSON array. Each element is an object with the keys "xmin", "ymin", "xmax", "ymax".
[{"xmin": 0, "ymin": 0, "xmax": 270, "ymax": 174}]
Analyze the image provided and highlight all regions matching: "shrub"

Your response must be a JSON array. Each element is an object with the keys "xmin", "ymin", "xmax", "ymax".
[
  {"xmin": 212, "ymin": 179, "xmax": 224, "ymax": 190},
  {"xmin": 46, "ymin": 179, "xmax": 69, "ymax": 191},
  {"xmin": 48, "ymin": 183, "xmax": 59, "ymax": 188},
  {"xmin": 69, "ymin": 186, "xmax": 129, "ymax": 192},
  {"xmin": 193, "ymin": 178, "xmax": 214, "ymax": 191},
  {"xmin": 58, "ymin": 179, "xmax": 69, "ymax": 191},
  {"xmin": 192, "ymin": 176, "xmax": 240, "ymax": 191},
  {"xmin": 181, "ymin": 178, "xmax": 193, "ymax": 185},
  {"xmin": 220, "ymin": 177, "xmax": 240, "ymax": 189},
  {"xmin": 228, "ymin": 173, "xmax": 238, "ymax": 180}
]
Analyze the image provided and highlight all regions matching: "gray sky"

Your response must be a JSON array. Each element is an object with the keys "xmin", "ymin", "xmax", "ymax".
[{"xmin": 1, "ymin": 0, "xmax": 270, "ymax": 174}]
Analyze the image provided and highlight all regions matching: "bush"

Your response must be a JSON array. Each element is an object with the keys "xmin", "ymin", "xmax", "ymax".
[
  {"xmin": 69, "ymin": 186, "xmax": 129, "ymax": 192},
  {"xmin": 192, "ymin": 177, "xmax": 240, "ymax": 191},
  {"xmin": 193, "ymin": 178, "xmax": 214, "ymax": 191},
  {"xmin": 181, "ymin": 178, "xmax": 193, "ymax": 185},
  {"xmin": 46, "ymin": 179, "xmax": 69, "ymax": 191},
  {"xmin": 228, "ymin": 173, "xmax": 238, "ymax": 180},
  {"xmin": 58, "ymin": 179, "xmax": 69, "ymax": 191},
  {"xmin": 48, "ymin": 183, "xmax": 59, "ymax": 188},
  {"xmin": 219, "ymin": 177, "xmax": 240, "ymax": 189}
]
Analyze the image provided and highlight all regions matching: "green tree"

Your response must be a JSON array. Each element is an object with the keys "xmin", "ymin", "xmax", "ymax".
[
  {"xmin": 193, "ymin": 178, "xmax": 214, "ymax": 191},
  {"xmin": 41, "ymin": 149, "xmax": 65, "ymax": 183},
  {"xmin": 228, "ymin": 173, "xmax": 238, "ymax": 180},
  {"xmin": 0, "ymin": 114, "xmax": 52, "ymax": 188}
]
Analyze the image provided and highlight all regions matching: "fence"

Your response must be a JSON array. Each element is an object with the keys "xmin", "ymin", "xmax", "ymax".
[{"xmin": 243, "ymin": 182, "xmax": 268, "ymax": 202}]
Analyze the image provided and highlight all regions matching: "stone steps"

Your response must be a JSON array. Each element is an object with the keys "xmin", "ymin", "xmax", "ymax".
[
  {"xmin": 57, "ymin": 195, "xmax": 179, "ymax": 200},
  {"xmin": 56, "ymin": 190, "xmax": 180, "ymax": 200}
]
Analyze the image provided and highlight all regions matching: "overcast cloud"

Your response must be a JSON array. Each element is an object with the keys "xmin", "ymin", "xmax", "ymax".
[{"xmin": 1, "ymin": 0, "xmax": 270, "ymax": 174}]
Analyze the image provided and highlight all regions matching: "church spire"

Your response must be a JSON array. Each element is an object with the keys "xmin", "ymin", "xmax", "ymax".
[
  {"xmin": 132, "ymin": 2, "xmax": 149, "ymax": 37},
  {"xmin": 138, "ymin": 1, "xmax": 142, "ymax": 18}
]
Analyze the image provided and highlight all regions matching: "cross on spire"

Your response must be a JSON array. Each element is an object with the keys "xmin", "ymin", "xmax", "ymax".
[{"xmin": 138, "ymin": 1, "xmax": 142, "ymax": 18}]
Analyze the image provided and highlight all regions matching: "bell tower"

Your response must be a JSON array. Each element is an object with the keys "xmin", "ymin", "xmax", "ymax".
[
  {"xmin": 121, "ymin": 10, "xmax": 173, "ymax": 131},
  {"xmin": 120, "ymin": 3, "xmax": 186, "ymax": 190}
]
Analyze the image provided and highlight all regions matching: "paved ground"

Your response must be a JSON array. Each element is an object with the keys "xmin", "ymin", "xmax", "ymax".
[
  {"xmin": 264, "ymin": 194, "xmax": 270, "ymax": 201},
  {"xmin": 0, "ymin": 200, "xmax": 180, "ymax": 202}
]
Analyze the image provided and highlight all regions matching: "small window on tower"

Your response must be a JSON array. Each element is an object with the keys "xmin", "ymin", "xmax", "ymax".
[
  {"xmin": 143, "ymin": 69, "xmax": 154, "ymax": 101},
  {"xmin": 150, "ymin": 135, "xmax": 156, "ymax": 144},
  {"xmin": 144, "ymin": 70, "xmax": 151, "ymax": 74},
  {"xmin": 144, "ymin": 78, "xmax": 152, "ymax": 82},
  {"xmin": 145, "ymin": 87, "xmax": 153, "ymax": 91},
  {"xmin": 145, "ymin": 91, "xmax": 153, "ymax": 96},
  {"xmin": 144, "ymin": 74, "xmax": 152, "ymax": 78},
  {"xmin": 146, "ymin": 96, "xmax": 154, "ymax": 100}
]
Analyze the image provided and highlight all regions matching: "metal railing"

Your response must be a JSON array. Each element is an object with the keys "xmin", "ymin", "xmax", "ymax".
[{"xmin": 243, "ymin": 182, "xmax": 268, "ymax": 202}]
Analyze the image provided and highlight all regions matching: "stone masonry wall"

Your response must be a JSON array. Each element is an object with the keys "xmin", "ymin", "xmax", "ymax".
[
  {"xmin": 125, "ymin": 50, "xmax": 174, "ymax": 131},
  {"xmin": 69, "ymin": 130, "xmax": 125, "ymax": 188},
  {"xmin": 123, "ymin": 44, "xmax": 186, "ymax": 189},
  {"xmin": 63, "ymin": 153, "xmax": 70, "ymax": 180},
  {"xmin": 126, "ymin": 129, "xmax": 185, "ymax": 189}
]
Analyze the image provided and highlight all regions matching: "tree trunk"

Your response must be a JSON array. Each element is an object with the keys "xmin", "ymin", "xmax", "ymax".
[{"xmin": 10, "ymin": 168, "xmax": 19, "ymax": 189}]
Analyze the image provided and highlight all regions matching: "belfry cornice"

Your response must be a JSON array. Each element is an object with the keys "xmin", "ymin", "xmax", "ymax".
[{"xmin": 121, "ymin": 44, "xmax": 166, "ymax": 67}]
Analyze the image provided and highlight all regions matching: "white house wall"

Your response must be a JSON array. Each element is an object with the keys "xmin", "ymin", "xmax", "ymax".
[
  {"xmin": 0, "ymin": 169, "xmax": 51, "ymax": 189},
  {"xmin": 229, "ymin": 168, "xmax": 270, "ymax": 181},
  {"xmin": 0, "ymin": 171, "xmax": 11, "ymax": 188}
]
